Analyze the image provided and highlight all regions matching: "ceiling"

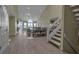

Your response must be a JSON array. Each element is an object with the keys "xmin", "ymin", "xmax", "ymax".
[{"xmin": 17, "ymin": 5, "xmax": 47, "ymax": 21}]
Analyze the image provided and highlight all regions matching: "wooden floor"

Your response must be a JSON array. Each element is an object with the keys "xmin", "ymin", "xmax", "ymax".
[{"xmin": 3, "ymin": 32, "xmax": 63, "ymax": 54}]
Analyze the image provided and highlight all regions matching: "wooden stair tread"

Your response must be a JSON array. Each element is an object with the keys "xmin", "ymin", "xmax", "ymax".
[
  {"xmin": 70, "ymin": 5, "xmax": 77, "ymax": 7},
  {"xmin": 72, "ymin": 8, "xmax": 79, "ymax": 12},
  {"xmin": 49, "ymin": 39, "xmax": 60, "ymax": 47},
  {"xmin": 75, "ymin": 13, "xmax": 79, "ymax": 16},
  {"xmin": 51, "ymin": 36, "xmax": 61, "ymax": 42},
  {"xmin": 55, "ymin": 33, "xmax": 61, "ymax": 37},
  {"xmin": 70, "ymin": 5, "xmax": 79, "ymax": 10}
]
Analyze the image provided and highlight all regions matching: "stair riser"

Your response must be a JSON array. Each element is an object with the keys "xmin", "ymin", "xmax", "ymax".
[
  {"xmin": 57, "ymin": 32, "xmax": 61, "ymax": 34},
  {"xmin": 48, "ymin": 41, "xmax": 59, "ymax": 48},
  {"xmin": 54, "ymin": 35, "xmax": 61, "ymax": 38},
  {"xmin": 51, "ymin": 37, "xmax": 61, "ymax": 42},
  {"xmin": 70, "ymin": 6, "xmax": 79, "ymax": 10},
  {"xmin": 73, "ymin": 11, "xmax": 79, "ymax": 15}
]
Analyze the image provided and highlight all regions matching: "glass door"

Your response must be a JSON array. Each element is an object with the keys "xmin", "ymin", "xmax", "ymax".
[
  {"xmin": 18, "ymin": 21, "xmax": 23, "ymax": 32},
  {"xmin": 23, "ymin": 21, "xmax": 27, "ymax": 31},
  {"xmin": 27, "ymin": 20, "xmax": 37, "ymax": 39},
  {"xmin": 27, "ymin": 20, "xmax": 34, "ymax": 39}
]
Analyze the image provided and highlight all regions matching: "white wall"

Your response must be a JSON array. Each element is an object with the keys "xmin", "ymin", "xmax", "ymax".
[
  {"xmin": 6, "ymin": 6, "xmax": 18, "ymax": 36},
  {"xmin": 63, "ymin": 5, "xmax": 78, "ymax": 53},
  {"xmin": 39, "ymin": 5, "xmax": 63, "ymax": 27},
  {"xmin": 9, "ymin": 16, "xmax": 16, "ymax": 36},
  {"xmin": 0, "ymin": 6, "xmax": 9, "ymax": 53}
]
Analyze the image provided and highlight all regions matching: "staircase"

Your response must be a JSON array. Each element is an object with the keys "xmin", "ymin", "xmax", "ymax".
[
  {"xmin": 70, "ymin": 5, "xmax": 79, "ymax": 40},
  {"xmin": 64, "ymin": 5, "xmax": 79, "ymax": 53},
  {"xmin": 47, "ymin": 17, "xmax": 62, "ymax": 49},
  {"xmin": 70, "ymin": 5, "xmax": 79, "ymax": 25},
  {"xmin": 47, "ymin": 5, "xmax": 79, "ymax": 53}
]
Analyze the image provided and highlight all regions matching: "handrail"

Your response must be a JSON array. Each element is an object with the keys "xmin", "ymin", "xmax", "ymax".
[
  {"xmin": 49, "ymin": 19, "xmax": 61, "ymax": 36},
  {"xmin": 50, "ymin": 23, "xmax": 61, "ymax": 36},
  {"xmin": 47, "ymin": 18, "xmax": 61, "ymax": 40},
  {"xmin": 48, "ymin": 19, "xmax": 61, "ymax": 34},
  {"xmin": 49, "ymin": 18, "xmax": 61, "ymax": 29},
  {"xmin": 64, "ymin": 34, "xmax": 78, "ymax": 53}
]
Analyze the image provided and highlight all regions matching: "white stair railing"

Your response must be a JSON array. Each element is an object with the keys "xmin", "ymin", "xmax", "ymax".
[
  {"xmin": 49, "ymin": 18, "xmax": 61, "ymax": 29},
  {"xmin": 50, "ymin": 22, "xmax": 61, "ymax": 37},
  {"xmin": 47, "ymin": 18, "xmax": 62, "ymax": 48},
  {"xmin": 51, "ymin": 21, "xmax": 61, "ymax": 35},
  {"xmin": 48, "ymin": 18, "xmax": 61, "ymax": 38}
]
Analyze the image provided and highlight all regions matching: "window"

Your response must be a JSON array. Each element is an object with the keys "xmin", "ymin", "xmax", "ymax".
[
  {"xmin": 24, "ymin": 22, "xmax": 27, "ymax": 28},
  {"xmin": 34, "ymin": 22, "xmax": 37, "ymax": 27},
  {"xmin": 28, "ymin": 22, "xmax": 33, "ymax": 27},
  {"xmin": 18, "ymin": 21, "xmax": 23, "ymax": 28},
  {"xmin": 28, "ymin": 19, "xmax": 33, "ymax": 27}
]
